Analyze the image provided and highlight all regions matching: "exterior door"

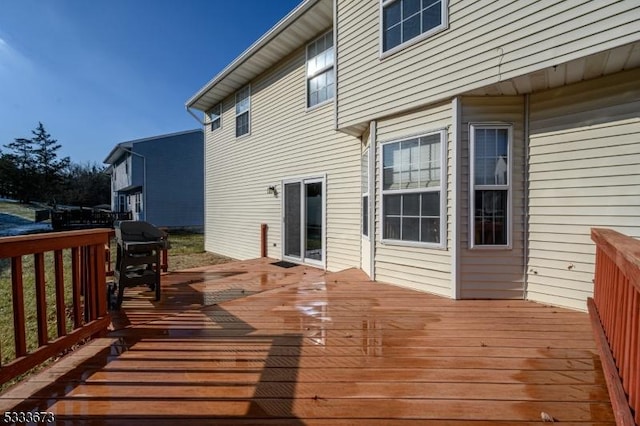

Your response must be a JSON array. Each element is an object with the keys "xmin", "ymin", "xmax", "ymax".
[{"xmin": 283, "ymin": 176, "xmax": 325, "ymax": 267}]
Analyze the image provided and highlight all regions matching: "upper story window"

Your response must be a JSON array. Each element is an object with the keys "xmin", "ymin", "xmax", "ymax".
[
  {"xmin": 235, "ymin": 86, "xmax": 250, "ymax": 137},
  {"xmin": 307, "ymin": 31, "xmax": 334, "ymax": 108},
  {"xmin": 381, "ymin": 130, "xmax": 446, "ymax": 247},
  {"xmin": 208, "ymin": 103, "xmax": 221, "ymax": 132},
  {"xmin": 381, "ymin": 0, "xmax": 448, "ymax": 54},
  {"xmin": 469, "ymin": 124, "xmax": 512, "ymax": 249}
]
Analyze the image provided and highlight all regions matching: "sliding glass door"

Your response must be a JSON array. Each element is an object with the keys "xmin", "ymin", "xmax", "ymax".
[{"xmin": 283, "ymin": 176, "xmax": 325, "ymax": 266}]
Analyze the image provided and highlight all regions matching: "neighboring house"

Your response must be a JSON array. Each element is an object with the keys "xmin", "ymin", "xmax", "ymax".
[
  {"xmin": 186, "ymin": 0, "xmax": 640, "ymax": 311},
  {"xmin": 104, "ymin": 129, "xmax": 204, "ymax": 230}
]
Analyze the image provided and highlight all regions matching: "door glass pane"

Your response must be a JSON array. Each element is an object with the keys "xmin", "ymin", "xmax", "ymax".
[
  {"xmin": 284, "ymin": 182, "xmax": 301, "ymax": 257},
  {"xmin": 305, "ymin": 182, "xmax": 323, "ymax": 261}
]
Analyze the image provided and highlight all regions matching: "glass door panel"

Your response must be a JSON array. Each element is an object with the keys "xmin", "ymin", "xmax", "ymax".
[
  {"xmin": 284, "ymin": 182, "xmax": 301, "ymax": 258},
  {"xmin": 305, "ymin": 181, "xmax": 323, "ymax": 262}
]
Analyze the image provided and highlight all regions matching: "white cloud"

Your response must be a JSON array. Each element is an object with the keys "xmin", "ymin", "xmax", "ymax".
[{"xmin": 0, "ymin": 36, "xmax": 30, "ymax": 74}]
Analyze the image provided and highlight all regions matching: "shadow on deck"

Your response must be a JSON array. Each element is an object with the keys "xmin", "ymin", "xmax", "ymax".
[{"xmin": 0, "ymin": 258, "xmax": 615, "ymax": 424}]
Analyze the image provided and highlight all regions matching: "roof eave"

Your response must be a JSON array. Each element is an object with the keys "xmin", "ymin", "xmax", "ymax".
[{"xmin": 186, "ymin": 0, "xmax": 328, "ymax": 112}]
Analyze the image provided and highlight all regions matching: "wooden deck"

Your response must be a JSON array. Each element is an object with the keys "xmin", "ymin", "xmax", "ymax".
[{"xmin": 0, "ymin": 258, "xmax": 615, "ymax": 424}]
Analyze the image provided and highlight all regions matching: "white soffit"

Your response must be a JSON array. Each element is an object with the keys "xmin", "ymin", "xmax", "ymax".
[{"xmin": 186, "ymin": 0, "xmax": 332, "ymax": 112}]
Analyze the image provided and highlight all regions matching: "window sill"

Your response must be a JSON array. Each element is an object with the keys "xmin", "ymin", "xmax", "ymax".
[
  {"xmin": 381, "ymin": 239, "xmax": 447, "ymax": 250},
  {"xmin": 235, "ymin": 132, "xmax": 251, "ymax": 140},
  {"xmin": 306, "ymin": 98, "xmax": 334, "ymax": 113},
  {"xmin": 468, "ymin": 244, "xmax": 513, "ymax": 250}
]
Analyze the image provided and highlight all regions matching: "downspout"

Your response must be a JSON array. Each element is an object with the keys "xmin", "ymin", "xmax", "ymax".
[
  {"xmin": 451, "ymin": 97, "xmax": 462, "ymax": 299},
  {"xmin": 523, "ymin": 94, "xmax": 530, "ymax": 300},
  {"xmin": 332, "ymin": 0, "xmax": 338, "ymax": 131},
  {"xmin": 369, "ymin": 120, "xmax": 377, "ymax": 281},
  {"xmin": 124, "ymin": 149, "xmax": 147, "ymax": 222}
]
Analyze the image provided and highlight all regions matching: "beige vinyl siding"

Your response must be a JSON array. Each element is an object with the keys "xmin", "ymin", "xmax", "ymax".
[
  {"xmin": 204, "ymin": 44, "xmax": 362, "ymax": 272},
  {"xmin": 374, "ymin": 101, "xmax": 453, "ymax": 297},
  {"xmin": 336, "ymin": 0, "xmax": 640, "ymax": 129},
  {"xmin": 460, "ymin": 96, "xmax": 525, "ymax": 299},
  {"xmin": 526, "ymin": 69, "xmax": 640, "ymax": 311}
]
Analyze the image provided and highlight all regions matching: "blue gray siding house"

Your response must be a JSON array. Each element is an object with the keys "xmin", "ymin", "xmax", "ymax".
[{"xmin": 103, "ymin": 129, "xmax": 204, "ymax": 230}]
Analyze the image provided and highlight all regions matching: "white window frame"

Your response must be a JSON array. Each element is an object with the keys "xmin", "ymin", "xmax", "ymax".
[
  {"xmin": 134, "ymin": 192, "xmax": 142, "ymax": 213},
  {"xmin": 281, "ymin": 173, "xmax": 328, "ymax": 270},
  {"xmin": 379, "ymin": 0, "xmax": 449, "ymax": 59},
  {"xmin": 362, "ymin": 148, "xmax": 370, "ymax": 238},
  {"xmin": 235, "ymin": 85, "xmax": 251, "ymax": 138},
  {"xmin": 306, "ymin": 30, "xmax": 335, "ymax": 110},
  {"xmin": 469, "ymin": 123, "xmax": 513, "ymax": 250},
  {"xmin": 208, "ymin": 103, "xmax": 222, "ymax": 132},
  {"xmin": 379, "ymin": 129, "xmax": 447, "ymax": 249}
]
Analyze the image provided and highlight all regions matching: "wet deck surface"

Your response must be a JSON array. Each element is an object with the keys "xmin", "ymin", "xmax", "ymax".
[{"xmin": 0, "ymin": 258, "xmax": 614, "ymax": 424}]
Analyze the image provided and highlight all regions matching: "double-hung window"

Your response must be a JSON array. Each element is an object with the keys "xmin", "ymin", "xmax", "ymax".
[
  {"xmin": 306, "ymin": 31, "xmax": 334, "ymax": 108},
  {"xmin": 208, "ymin": 103, "xmax": 221, "ymax": 132},
  {"xmin": 135, "ymin": 192, "xmax": 142, "ymax": 213},
  {"xmin": 362, "ymin": 149, "xmax": 369, "ymax": 237},
  {"xmin": 381, "ymin": 0, "xmax": 448, "ymax": 54},
  {"xmin": 381, "ymin": 130, "xmax": 446, "ymax": 246},
  {"xmin": 235, "ymin": 86, "xmax": 250, "ymax": 137},
  {"xmin": 469, "ymin": 124, "xmax": 512, "ymax": 248}
]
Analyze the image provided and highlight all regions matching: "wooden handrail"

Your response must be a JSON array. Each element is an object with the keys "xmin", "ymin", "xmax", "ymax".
[
  {"xmin": 590, "ymin": 228, "xmax": 639, "ymax": 425},
  {"xmin": 0, "ymin": 229, "xmax": 112, "ymax": 385}
]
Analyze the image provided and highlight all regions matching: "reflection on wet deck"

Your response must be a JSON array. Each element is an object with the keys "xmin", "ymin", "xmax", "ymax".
[{"xmin": 0, "ymin": 258, "xmax": 615, "ymax": 424}]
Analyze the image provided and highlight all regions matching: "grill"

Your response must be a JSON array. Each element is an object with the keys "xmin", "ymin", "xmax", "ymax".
[{"xmin": 111, "ymin": 221, "xmax": 169, "ymax": 309}]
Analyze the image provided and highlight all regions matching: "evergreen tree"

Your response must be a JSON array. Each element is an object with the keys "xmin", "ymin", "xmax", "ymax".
[
  {"xmin": 3, "ymin": 137, "xmax": 36, "ymax": 202},
  {"xmin": 0, "ymin": 152, "xmax": 18, "ymax": 198},
  {"xmin": 31, "ymin": 122, "xmax": 70, "ymax": 202}
]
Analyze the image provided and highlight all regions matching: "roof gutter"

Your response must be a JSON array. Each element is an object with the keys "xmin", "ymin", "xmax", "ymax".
[{"xmin": 185, "ymin": 0, "xmax": 319, "ymax": 110}]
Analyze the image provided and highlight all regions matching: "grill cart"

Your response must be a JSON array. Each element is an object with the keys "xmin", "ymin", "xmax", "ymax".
[{"xmin": 112, "ymin": 221, "xmax": 169, "ymax": 309}]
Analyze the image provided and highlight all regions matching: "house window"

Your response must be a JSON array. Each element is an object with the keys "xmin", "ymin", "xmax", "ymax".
[
  {"xmin": 208, "ymin": 103, "xmax": 221, "ymax": 131},
  {"xmin": 307, "ymin": 31, "xmax": 334, "ymax": 108},
  {"xmin": 134, "ymin": 192, "xmax": 142, "ymax": 213},
  {"xmin": 381, "ymin": 0, "xmax": 447, "ymax": 54},
  {"xmin": 362, "ymin": 149, "xmax": 369, "ymax": 237},
  {"xmin": 235, "ymin": 86, "xmax": 250, "ymax": 137},
  {"xmin": 469, "ymin": 125, "xmax": 512, "ymax": 248},
  {"xmin": 381, "ymin": 130, "xmax": 445, "ymax": 245}
]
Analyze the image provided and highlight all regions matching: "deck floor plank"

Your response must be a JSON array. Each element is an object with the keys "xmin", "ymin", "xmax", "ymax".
[{"xmin": 0, "ymin": 258, "xmax": 615, "ymax": 424}]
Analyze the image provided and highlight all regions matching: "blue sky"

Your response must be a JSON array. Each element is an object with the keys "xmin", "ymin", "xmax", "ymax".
[{"xmin": 0, "ymin": 0, "xmax": 300, "ymax": 164}]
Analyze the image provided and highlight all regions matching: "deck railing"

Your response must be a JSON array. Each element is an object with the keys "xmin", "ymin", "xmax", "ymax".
[
  {"xmin": 590, "ymin": 228, "xmax": 639, "ymax": 425},
  {"xmin": 0, "ymin": 229, "xmax": 112, "ymax": 384}
]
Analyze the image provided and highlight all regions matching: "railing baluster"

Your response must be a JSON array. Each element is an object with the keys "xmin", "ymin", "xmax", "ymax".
[
  {"xmin": 11, "ymin": 257, "xmax": 26, "ymax": 358},
  {"xmin": 85, "ymin": 246, "xmax": 96, "ymax": 322},
  {"xmin": 71, "ymin": 247, "xmax": 82, "ymax": 328},
  {"xmin": 95, "ymin": 243, "xmax": 107, "ymax": 319},
  {"xmin": 33, "ymin": 253, "xmax": 48, "ymax": 347},
  {"xmin": 54, "ymin": 249, "xmax": 66, "ymax": 337}
]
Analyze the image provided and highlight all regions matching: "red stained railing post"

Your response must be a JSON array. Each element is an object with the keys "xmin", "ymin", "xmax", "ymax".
[
  {"xmin": 33, "ymin": 252, "xmax": 48, "ymax": 347},
  {"xmin": 54, "ymin": 249, "xmax": 66, "ymax": 337},
  {"xmin": 261, "ymin": 223, "xmax": 268, "ymax": 258},
  {"xmin": 590, "ymin": 228, "xmax": 640, "ymax": 425},
  {"xmin": 10, "ymin": 257, "xmax": 26, "ymax": 358}
]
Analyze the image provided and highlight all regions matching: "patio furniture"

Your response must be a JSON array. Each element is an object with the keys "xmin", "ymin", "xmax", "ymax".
[{"xmin": 111, "ymin": 221, "xmax": 169, "ymax": 309}]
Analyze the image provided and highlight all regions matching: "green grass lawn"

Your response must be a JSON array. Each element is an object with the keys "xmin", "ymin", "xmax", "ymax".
[{"xmin": 0, "ymin": 201, "xmax": 38, "ymax": 221}]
